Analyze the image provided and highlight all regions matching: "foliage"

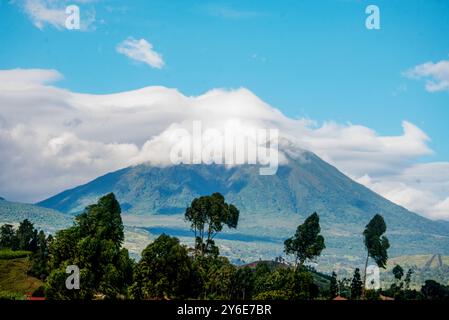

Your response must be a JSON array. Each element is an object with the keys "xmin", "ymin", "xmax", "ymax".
[
  {"xmin": 364, "ymin": 289, "xmax": 380, "ymax": 300},
  {"xmin": 420, "ymin": 280, "xmax": 449, "ymax": 300},
  {"xmin": 231, "ymin": 266, "xmax": 254, "ymax": 300},
  {"xmin": 130, "ymin": 233, "xmax": 199, "ymax": 299},
  {"xmin": 0, "ymin": 291, "xmax": 25, "ymax": 300},
  {"xmin": 329, "ymin": 271, "xmax": 338, "ymax": 298},
  {"xmin": 0, "ymin": 224, "xmax": 17, "ymax": 249},
  {"xmin": 350, "ymin": 268, "xmax": 363, "ymax": 299},
  {"xmin": 284, "ymin": 212, "xmax": 325, "ymax": 267},
  {"xmin": 45, "ymin": 193, "xmax": 134, "ymax": 299},
  {"xmin": 185, "ymin": 193, "xmax": 239, "ymax": 257},
  {"xmin": 0, "ymin": 257, "xmax": 43, "ymax": 298},
  {"xmin": 0, "ymin": 249, "xmax": 31, "ymax": 259},
  {"xmin": 392, "ymin": 264, "xmax": 404, "ymax": 281},
  {"xmin": 363, "ymin": 214, "xmax": 390, "ymax": 269}
]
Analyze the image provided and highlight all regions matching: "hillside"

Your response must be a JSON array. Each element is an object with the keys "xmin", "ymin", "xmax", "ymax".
[
  {"xmin": 38, "ymin": 151, "xmax": 449, "ymax": 267},
  {"xmin": 0, "ymin": 197, "xmax": 72, "ymax": 232},
  {"xmin": 0, "ymin": 256, "xmax": 43, "ymax": 299}
]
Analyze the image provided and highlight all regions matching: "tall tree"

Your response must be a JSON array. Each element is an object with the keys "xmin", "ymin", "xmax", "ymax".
[
  {"xmin": 15, "ymin": 219, "xmax": 38, "ymax": 251},
  {"xmin": 329, "ymin": 271, "xmax": 338, "ymax": 299},
  {"xmin": 30, "ymin": 230, "xmax": 51, "ymax": 279},
  {"xmin": 404, "ymin": 268, "xmax": 414, "ymax": 290},
  {"xmin": 0, "ymin": 224, "xmax": 17, "ymax": 249},
  {"xmin": 392, "ymin": 264, "xmax": 404, "ymax": 282},
  {"xmin": 362, "ymin": 214, "xmax": 390, "ymax": 296},
  {"xmin": 284, "ymin": 212, "xmax": 325, "ymax": 268},
  {"xmin": 131, "ymin": 234, "xmax": 199, "ymax": 299},
  {"xmin": 46, "ymin": 193, "xmax": 133, "ymax": 299},
  {"xmin": 231, "ymin": 267, "xmax": 254, "ymax": 300},
  {"xmin": 185, "ymin": 193, "xmax": 239, "ymax": 257},
  {"xmin": 350, "ymin": 268, "xmax": 363, "ymax": 299}
]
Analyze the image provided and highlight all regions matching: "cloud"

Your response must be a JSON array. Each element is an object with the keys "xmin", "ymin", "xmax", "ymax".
[
  {"xmin": 116, "ymin": 38, "xmax": 165, "ymax": 69},
  {"xmin": 404, "ymin": 58, "xmax": 449, "ymax": 92},
  {"xmin": 19, "ymin": 0, "xmax": 95, "ymax": 31},
  {"xmin": 356, "ymin": 162, "xmax": 449, "ymax": 220},
  {"xmin": 1, "ymin": 68, "xmax": 449, "ymax": 220}
]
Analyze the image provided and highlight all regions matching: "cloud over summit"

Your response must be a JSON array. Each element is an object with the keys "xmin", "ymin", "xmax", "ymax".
[{"xmin": 0, "ymin": 68, "xmax": 448, "ymax": 220}]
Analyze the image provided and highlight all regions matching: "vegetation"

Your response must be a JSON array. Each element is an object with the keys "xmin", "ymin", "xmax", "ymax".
[
  {"xmin": 1, "ymin": 192, "xmax": 449, "ymax": 301},
  {"xmin": 0, "ymin": 257, "xmax": 43, "ymax": 298},
  {"xmin": 185, "ymin": 192, "xmax": 239, "ymax": 258},
  {"xmin": 45, "ymin": 193, "xmax": 134, "ymax": 299},
  {"xmin": 363, "ymin": 214, "xmax": 390, "ymax": 293},
  {"xmin": 284, "ymin": 212, "xmax": 325, "ymax": 269}
]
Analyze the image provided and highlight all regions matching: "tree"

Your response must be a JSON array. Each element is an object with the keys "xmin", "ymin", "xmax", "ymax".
[
  {"xmin": 421, "ymin": 280, "xmax": 449, "ymax": 300},
  {"xmin": 362, "ymin": 214, "xmax": 390, "ymax": 295},
  {"xmin": 284, "ymin": 212, "xmax": 325, "ymax": 268},
  {"xmin": 46, "ymin": 193, "xmax": 133, "ymax": 299},
  {"xmin": 131, "ymin": 234, "xmax": 199, "ymax": 300},
  {"xmin": 30, "ymin": 230, "xmax": 51, "ymax": 279},
  {"xmin": 292, "ymin": 267, "xmax": 319, "ymax": 300},
  {"xmin": 329, "ymin": 271, "xmax": 338, "ymax": 298},
  {"xmin": 15, "ymin": 219, "xmax": 38, "ymax": 251},
  {"xmin": 231, "ymin": 267, "xmax": 254, "ymax": 300},
  {"xmin": 392, "ymin": 264, "xmax": 404, "ymax": 282},
  {"xmin": 350, "ymin": 268, "xmax": 363, "ymax": 299},
  {"xmin": 185, "ymin": 193, "xmax": 239, "ymax": 257},
  {"xmin": 0, "ymin": 224, "xmax": 17, "ymax": 249},
  {"xmin": 404, "ymin": 268, "xmax": 414, "ymax": 290}
]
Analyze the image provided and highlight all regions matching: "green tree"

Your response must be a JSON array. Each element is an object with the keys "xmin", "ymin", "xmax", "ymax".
[
  {"xmin": 15, "ymin": 219, "xmax": 38, "ymax": 251},
  {"xmin": 362, "ymin": 214, "xmax": 390, "ymax": 295},
  {"xmin": 131, "ymin": 234, "xmax": 198, "ymax": 299},
  {"xmin": 46, "ymin": 193, "xmax": 134, "ymax": 299},
  {"xmin": 404, "ymin": 268, "xmax": 414, "ymax": 290},
  {"xmin": 231, "ymin": 267, "xmax": 254, "ymax": 300},
  {"xmin": 0, "ymin": 224, "xmax": 17, "ymax": 249},
  {"xmin": 292, "ymin": 267, "xmax": 319, "ymax": 300},
  {"xmin": 350, "ymin": 268, "xmax": 363, "ymax": 299},
  {"xmin": 329, "ymin": 271, "xmax": 338, "ymax": 299},
  {"xmin": 30, "ymin": 230, "xmax": 51, "ymax": 279},
  {"xmin": 421, "ymin": 280, "xmax": 449, "ymax": 300},
  {"xmin": 392, "ymin": 264, "xmax": 404, "ymax": 281},
  {"xmin": 185, "ymin": 193, "xmax": 239, "ymax": 257},
  {"xmin": 284, "ymin": 212, "xmax": 325, "ymax": 268}
]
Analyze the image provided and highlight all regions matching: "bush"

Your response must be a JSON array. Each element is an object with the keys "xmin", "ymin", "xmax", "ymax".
[
  {"xmin": 0, "ymin": 291, "xmax": 26, "ymax": 300},
  {"xmin": 253, "ymin": 290, "xmax": 291, "ymax": 300},
  {"xmin": 0, "ymin": 249, "xmax": 31, "ymax": 259}
]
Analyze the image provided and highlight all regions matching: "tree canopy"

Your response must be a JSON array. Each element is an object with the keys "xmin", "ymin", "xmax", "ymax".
[
  {"xmin": 45, "ymin": 193, "xmax": 133, "ymax": 299},
  {"xmin": 284, "ymin": 212, "xmax": 325, "ymax": 268},
  {"xmin": 185, "ymin": 192, "xmax": 239, "ymax": 257}
]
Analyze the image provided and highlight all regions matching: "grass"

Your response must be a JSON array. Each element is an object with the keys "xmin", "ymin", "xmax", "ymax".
[
  {"xmin": 0, "ymin": 257, "xmax": 43, "ymax": 299},
  {"xmin": 0, "ymin": 249, "xmax": 31, "ymax": 259}
]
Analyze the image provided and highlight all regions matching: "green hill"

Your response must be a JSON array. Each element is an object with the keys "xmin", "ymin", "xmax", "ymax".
[
  {"xmin": 0, "ymin": 254, "xmax": 43, "ymax": 299},
  {"xmin": 38, "ymin": 151, "xmax": 449, "ymax": 267},
  {"xmin": 0, "ymin": 197, "xmax": 72, "ymax": 232}
]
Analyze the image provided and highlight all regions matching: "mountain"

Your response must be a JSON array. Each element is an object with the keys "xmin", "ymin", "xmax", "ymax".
[
  {"xmin": 0, "ymin": 197, "xmax": 72, "ymax": 232},
  {"xmin": 38, "ymin": 151, "xmax": 449, "ymax": 268}
]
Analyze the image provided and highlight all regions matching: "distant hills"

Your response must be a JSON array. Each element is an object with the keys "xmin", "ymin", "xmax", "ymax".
[
  {"xmin": 0, "ymin": 197, "xmax": 71, "ymax": 232},
  {"xmin": 37, "ymin": 150, "xmax": 449, "ymax": 267}
]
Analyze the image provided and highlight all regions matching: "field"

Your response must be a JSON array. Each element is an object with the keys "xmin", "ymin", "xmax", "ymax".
[{"xmin": 0, "ymin": 254, "xmax": 43, "ymax": 299}]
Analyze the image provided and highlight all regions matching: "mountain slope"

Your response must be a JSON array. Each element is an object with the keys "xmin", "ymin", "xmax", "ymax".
[
  {"xmin": 38, "ymin": 151, "xmax": 449, "ymax": 265},
  {"xmin": 0, "ymin": 198, "xmax": 72, "ymax": 232}
]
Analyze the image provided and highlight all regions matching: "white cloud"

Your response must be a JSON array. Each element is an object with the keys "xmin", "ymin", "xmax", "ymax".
[
  {"xmin": 1, "ymin": 68, "xmax": 448, "ymax": 220},
  {"xmin": 404, "ymin": 58, "xmax": 449, "ymax": 92},
  {"xmin": 116, "ymin": 38, "xmax": 165, "ymax": 69},
  {"xmin": 20, "ymin": 0, "xmax": 95, "ymax": 31},
  {"xmin": 355, "ymin": 162, "xmax": 449, "ymax": 220}
]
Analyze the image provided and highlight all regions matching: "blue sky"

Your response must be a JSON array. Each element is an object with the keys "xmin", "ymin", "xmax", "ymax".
[{"xmin": 0, "ymin": 0, "xmax": 448, "ymax": 161}]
